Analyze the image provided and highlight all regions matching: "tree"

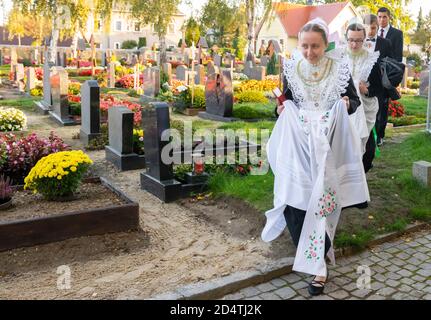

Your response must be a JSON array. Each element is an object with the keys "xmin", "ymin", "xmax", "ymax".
[
  {"xmin": 184, "ymin": 17, "xmax": 200, "ymax": 47},
  {"xmin": 130, "ymin": 0, "xmax": 180, "ymax": 65},
  {"xmin": 6, "ymin": 8, "xmax": 26, "ymax": 46},
  {"xmin": 417, "ymin": 6, "xmax": 423, "ymax": 32}
]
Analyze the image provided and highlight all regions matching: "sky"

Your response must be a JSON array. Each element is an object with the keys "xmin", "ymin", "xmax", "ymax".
[{"xmin": 1, "ymin": 0, "xmax": 430, "ymax": 25}]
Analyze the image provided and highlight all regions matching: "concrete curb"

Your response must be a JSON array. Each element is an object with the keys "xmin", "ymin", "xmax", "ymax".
[{"xmin": 145, "ymin": 222, "xmax": 429, "ymax": 300}]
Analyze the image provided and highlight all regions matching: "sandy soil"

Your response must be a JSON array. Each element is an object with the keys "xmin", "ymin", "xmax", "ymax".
[
  {"xmin": 0, "ymin": 102, "xmax": 296, "ymax": 300},
  {"xmin": 1, "ymin": 183, "xmax": 126, "ymax": 222}
]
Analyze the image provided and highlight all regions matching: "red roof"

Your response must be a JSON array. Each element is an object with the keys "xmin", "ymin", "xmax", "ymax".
[
  {"xmin": 0, "ymin": 27, "xmax": 73, "ymax": 47},
  {"xmin": 274, "ymin": 1, "xmax": 350, "ymax": 37}
]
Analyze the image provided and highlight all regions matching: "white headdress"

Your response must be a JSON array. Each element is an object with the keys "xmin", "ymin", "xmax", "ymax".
[{"xmin": 301, "ymin": 17, "xmax": 329, "ymax": 40}]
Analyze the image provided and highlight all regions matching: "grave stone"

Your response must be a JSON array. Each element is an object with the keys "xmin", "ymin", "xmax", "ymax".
[
  {"xmin": 140, "ymin": 102, "xmax": 182, "ymax": 202},
  {"xmin": 108, "ymin": 62, "xmax": 116, "ymax": 88},
  {"xmin": 80, "ymin": 80, "xmax": 101, "ymax": 145},
  {"xmin": 26, "ymin": 67, "xmax": 36, "ymax": 94},
  {"xmin": 105, "ymin": 106, "xmax": 146, "ymax": 171},
  {"xmin": 195, "ymin": 65, "xmax": 205, "ymax": 85},
  {"xmin": 15, "ymin": 63, "xmax": 25, "ymax": 92},
  {"xmin": 49, "ymin": 66, "xmax": 75, "ymax": 125},
  {"xmin": 163, "ymin": 62, "xmax": 172, "ymax": 84},
  {"xmin": 143, "ymin": 67, "xmax": 160, "ymax": 97},
  {"xmin": 176, "ymin": 65, "xmax": 188, "ymax": 81},
  {"xmin": 413, "ymin": 161, "xmax": 431, "ymax": 187},
  {"xmin": 213, "ymin": 54, "xmax": 222, "ymax": 67},
  {"xmin": 199, "ymin": 69, "xmax": 237, "ymax": 122}
]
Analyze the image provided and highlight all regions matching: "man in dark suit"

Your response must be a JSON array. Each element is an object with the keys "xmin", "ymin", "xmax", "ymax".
[
  {"xmin": 377, "ymin": 7, "xmax": 404, "ymax": 62},
  {"xmin": 362, "ymin": 14, "xmax": 393, "ymax": 170}
]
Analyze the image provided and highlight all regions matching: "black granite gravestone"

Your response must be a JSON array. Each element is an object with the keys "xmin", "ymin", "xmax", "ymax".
[
  {"xmin": 105, "ymin": 106, "xmax": 146, "ymax": 171},
  {"xmin": 80, "ymin": 80, "xmax": 101, "ymax": 145},
  {"xmin": 140, "ymin": 102, "xmax": 182, "ymax": 202}
]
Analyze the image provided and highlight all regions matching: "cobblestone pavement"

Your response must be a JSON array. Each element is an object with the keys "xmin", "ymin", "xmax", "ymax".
[{"xmin": 221, "ymin": 229, "xmax": 431, "ymax": 300}]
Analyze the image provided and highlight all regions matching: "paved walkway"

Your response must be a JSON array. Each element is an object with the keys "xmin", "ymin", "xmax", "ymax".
[{"xmin": 221, "ymin": 229, "xmax": 431, "ymax": 300}]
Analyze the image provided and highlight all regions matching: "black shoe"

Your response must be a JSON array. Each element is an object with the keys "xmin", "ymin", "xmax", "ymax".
[
  {"xmin": 355, "ymin": 201, "xmax": 368, "ymax": 209},
  {"xmin": 308, "ymin": 274, "xmax": 328, "ymax": 296}
]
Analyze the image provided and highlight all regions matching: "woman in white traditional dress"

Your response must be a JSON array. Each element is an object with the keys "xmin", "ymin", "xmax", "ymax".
[
  {"xmin": 344, "ymin": 23, "xmax": 381, "ymax": 171},
  {"xmin": 262, "ymin": 18, "xmax": 370, "ymax": 296}
]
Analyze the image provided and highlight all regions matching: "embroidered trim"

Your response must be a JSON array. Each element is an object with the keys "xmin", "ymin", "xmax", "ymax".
[
  {"xmin": 359, "ymin": 50, "xmax": 380, "ymax": 82},
  {"xmin": 305, "ymin": 230, "xmax": 324, "ymax": 261},
  {"xmin": 283, "ymin": 50, "xmax": 351, "ymax": 111},
  {"xmin": 315, "ymin": 187, "xmax": 338, "ymax": 219}
]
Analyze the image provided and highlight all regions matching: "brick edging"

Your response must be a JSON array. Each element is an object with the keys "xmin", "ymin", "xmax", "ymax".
[{"xmin": 147, "ymin": 222, "xmax": 429, "ymax": 300}]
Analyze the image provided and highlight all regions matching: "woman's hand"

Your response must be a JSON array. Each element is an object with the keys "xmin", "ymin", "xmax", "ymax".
[
  {"xmin": 342, "ymin": 96, "xmax": 350, "ymax": 111},
  {"xmin": 277, "ymin": 103, "xmax": 285, "ymax": 115},
  {"xmin": 359, "ymin": 81, "xmax": 369, "ymax": 95}
]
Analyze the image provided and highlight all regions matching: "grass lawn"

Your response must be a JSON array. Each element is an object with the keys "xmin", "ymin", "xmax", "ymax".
[
  {"xmin": 0, "ymin": 97, "xmax": 38, "ymax": 111},
  {"xmin": 399, "ymin": 95, "xmax": 428, "ymax": 118},
  {"xmin": 207, "ymin": 127, "xmax": 431, "ymax": 248},
  {"xmin": 232, "ymin": 102, "xmax": 276, "ymax": 120},
  {"xmin": 70, "ymin": 76, "xmax": 93, "ymax": 83}
]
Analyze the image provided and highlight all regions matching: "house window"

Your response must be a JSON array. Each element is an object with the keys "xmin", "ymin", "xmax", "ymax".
[
  {"xmin": 135, "ymin": 23, "xmax": 140, "ymax": 32},
  {"xmin": 169, "ymin": 23, "xmax": 175, "ymax": 34},
  {"xmin": 115, "ymin": 21, "xmax": 122, "ymax": 31},
  {"xmin": 114, "ymin": 42, "xmax": 120, "ymax": 50}
]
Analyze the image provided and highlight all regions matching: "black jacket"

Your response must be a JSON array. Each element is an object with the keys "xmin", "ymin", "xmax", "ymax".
[
  {"xmin": 384, "ymin": 26, "xmax": 404, "ymax": 62},
  {"xmin": 375, "ymin": 36, "xmax": 393, "ymax": 62},
  {"xmin": 275, "ymin": 75, "xmax": 361, "ymax": 117},
  {"xmin": 366, "ymin": 62, "xmax": 384, "ymax": 98}
]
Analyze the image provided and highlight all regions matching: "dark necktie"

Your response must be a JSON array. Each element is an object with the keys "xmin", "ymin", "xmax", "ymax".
[{"xmin": 380, "ymin": 29, "xmax": 385, "ymax": 38}]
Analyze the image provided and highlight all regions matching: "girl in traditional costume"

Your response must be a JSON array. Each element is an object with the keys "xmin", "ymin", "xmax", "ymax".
[
  {"xmin": 344, "ymin": 23, "xmax": 381, "ymax": 166},
  {"xmin": 262, "ymin": 18, "xmax": 370, "ymax": 296}
]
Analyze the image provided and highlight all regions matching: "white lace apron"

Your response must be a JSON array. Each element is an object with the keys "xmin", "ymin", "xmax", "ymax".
[
  {"xmin": 347, "ymin": 49, "xmax": 380, "ymax": 154},
  {"xmin": 261, "ymin": 51, "xmax": 370, "ymax": 277}
]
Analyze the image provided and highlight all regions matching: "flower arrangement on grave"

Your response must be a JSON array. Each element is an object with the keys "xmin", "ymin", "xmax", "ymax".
[
  {"xmin": 30, "ymin": 87, "xmax": 43, "ymax": 97},
  {"xmin": 68, "ymin": 82, "xmax": 81, "ymax": 95},
  {"xmin": 0, "ymin": 107, "xmax": 27, "ymax": 132},
  {"xmin": 0, "ymin": 132, "xmax": 70, "ymax": 184},
  {"xmin": 234, "ymin": 90, "xmax": 268, "ymax": 104},
  {"xmin": 388, "ymin": 100, "xmax": 405, "ymax": 118},
  {"xmin": 115, "ymin": 74, "xmax": 144, "ymax": 89},
  {"xmin": 0, "ymin": 174, "xmax": 14, "ymax": 207},
  {"xmin": 24, "ymin": 150, "xmax": 93, "ymax": 200},
  {"xmin": 133, "ymin": 129, "xmax": 145, "ymax": 155},
  {"xmin": 235, "ymin": 79, "xmax": 278, "ymax": 93},
  {"xmin": 35, "ymin": 68, "xmax": 43, "ymax": 81},
  {"xmin": 174, "ymin": 85, "xmax": 206, "ymax": 109},
  {"xmin": 99, "ymin": 95, "xmax": 142, "ymax": 126}
]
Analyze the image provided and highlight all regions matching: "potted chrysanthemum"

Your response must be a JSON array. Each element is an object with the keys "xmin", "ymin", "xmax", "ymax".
[{"xmin": 24, "ymin": 150, "xmax": 93, "ymax": 201}]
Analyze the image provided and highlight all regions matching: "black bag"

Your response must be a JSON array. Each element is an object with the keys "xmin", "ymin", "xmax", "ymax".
[{"xmin": 380, "ymin": 57, "xmax": 405, "ymax": 100}]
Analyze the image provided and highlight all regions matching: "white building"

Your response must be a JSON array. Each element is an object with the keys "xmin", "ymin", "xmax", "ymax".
[{"xmin": 88, "ymin": 4, "xmax": 186, "ymax": 50}]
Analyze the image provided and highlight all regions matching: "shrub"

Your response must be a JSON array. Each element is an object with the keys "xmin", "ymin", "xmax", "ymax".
[
  {"xmin": 0, "ymin": 132, "xmax": 70, "ymax": 184},
  {"xmin": 0, "ymin": 175, "xmax": 14, "ymax": 202},
  {"xmin": 174, "ymin": 85, "xmax": 206, "ymax": 109},
  {"xmin": 0, "ymin": 107, "xmax": 27, "ymax": 132},
  {"xmin": 24, "ymin": 150, "xmax": 93, "ymax": 200},
  {"xmin": 138, "ymin": 37, "xmax": 147, "ymax": 48},
  {"xmin": 409, "ymin": 81, "xmax": 420, "ymax": 89},
  {"xmin": 388, "ymin": 116, "xmax": 426, "ymax": 127},
  {"xmin": 121, "ymin": 40, "xmax": 138, "ymax": 49},
  {"xmin": 234, "ymin": 90, "xmax": 268, "ymax": 104}
]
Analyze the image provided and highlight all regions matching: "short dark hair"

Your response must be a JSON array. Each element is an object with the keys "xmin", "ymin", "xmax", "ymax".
[
  {"xmin": 363, "ymin": 14, "xmax": 378, "ymax": 25},
  {"xmin": 346, "ymin": 23, "xmax": 366, "ymax": 38},
  {"xmin": 378, "ymin": 7, "xmax": 391, "ymax": 17}
]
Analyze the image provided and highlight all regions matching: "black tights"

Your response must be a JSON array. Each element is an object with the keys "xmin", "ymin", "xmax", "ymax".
[{"xmin": 283, "ymin": 205, "xmax": 332, "ymax": 257}]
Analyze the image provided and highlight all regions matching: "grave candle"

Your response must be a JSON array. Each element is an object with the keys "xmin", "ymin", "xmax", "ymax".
[{"xmin": 192, "ymin": 153, "xmax": 204, "ymax": 175}]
